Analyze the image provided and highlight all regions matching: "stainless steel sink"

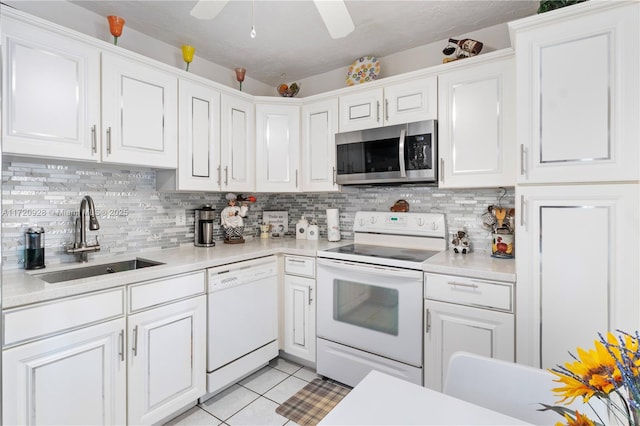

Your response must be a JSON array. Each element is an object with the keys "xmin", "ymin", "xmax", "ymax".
[{"xmin": 34, "ymin": 258, "xmax": 165, "ymax": 283}]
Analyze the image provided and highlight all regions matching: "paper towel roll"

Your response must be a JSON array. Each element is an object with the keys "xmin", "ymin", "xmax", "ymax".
[{"xmin": 326, "ymin": 208, "xmax": 341, "ymax": 242}]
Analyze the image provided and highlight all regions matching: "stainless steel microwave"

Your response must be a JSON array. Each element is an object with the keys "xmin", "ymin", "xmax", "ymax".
[{"xmin": 335, "ymin": 120, "xmax": 437, "ymax": 185}]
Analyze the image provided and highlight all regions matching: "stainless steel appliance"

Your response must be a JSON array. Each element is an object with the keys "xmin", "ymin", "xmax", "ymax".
[
  {"xmin": 194, "ymin": 205, "xmax": 216, "ymax": 247},
  {"xmin": 316, "ymin": 211, "xmax": 446, "ymax": 387},
  {"xmin": 203, "ymin": 256, "xmax": 279, "ymax": 398},
  {"xmin": 335, "ymin": 120, "xmax": 437, "ymax": 185}
]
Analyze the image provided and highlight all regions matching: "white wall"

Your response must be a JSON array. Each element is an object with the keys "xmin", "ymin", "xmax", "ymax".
[{"xmin": 3, "ymin": 1, "xmax": 513, "ymax": 97}]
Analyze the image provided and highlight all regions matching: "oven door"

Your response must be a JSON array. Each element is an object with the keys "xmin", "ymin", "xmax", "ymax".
[{"xmin": 316, "ymin": 258, "xmax": 423, "ymax": 366}]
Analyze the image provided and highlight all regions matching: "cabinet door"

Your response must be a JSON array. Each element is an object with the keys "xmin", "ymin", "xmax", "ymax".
[
  {"xmin": 301, "ymin": 98, "xmax": 339, "ymax": 192},
  {"xmin": 338, "ymin": 88, "xmax": 384, "ymax": 132},
  {"xmin": 102, "ymin": 53, "xmax": 178, "ymax": 168},
  {"xmin": 515, "ymin": 184, "xmax": 639, "ymax": 369},
  {"xmin": 424, "ymin": 300, "xmax": 514, "ymax": 392},
  {"xmin": 514, "ymin": 2, "xmax": 639, "ymax": 183},
  {"xmin": 284, "ymin": 275, "xmax": 316, "ymax": 363},
  {"xmin": 255, "ymin": 104, "xmax": 301, "ymax": 192},
  {"xmin": 384, "ymin": 77, "xmax": 437, "ymax": 126},
  {"xmin": 1, "ymin": 15, "xmax": 100, "ymax": 161},
  {"xmin": 128, "ymin": 295, "xmax": 206, "ymax": 425},
  {"xmin": 177, "ymin": 79, "xmax": 221, "ymax": 191},
  {"xmin": 3, "ymin": 318, "xmax": 126, "ymax": 425},
  {"xmin": 438, "ymin": 57, "xmax": 515, "ymax": 188},
  {"xmin": 220, "ymin": 94, "xmax": 255, "ymax": 191}
]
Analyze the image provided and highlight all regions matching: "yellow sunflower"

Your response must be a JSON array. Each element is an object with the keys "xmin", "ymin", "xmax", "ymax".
[
  {"xmin": 554, "ymin": 410, "xmax": 596, "ymax": 426},
  {"xmin": 551, "ymin": 338, "xmax": 619, "ymax": 404}
]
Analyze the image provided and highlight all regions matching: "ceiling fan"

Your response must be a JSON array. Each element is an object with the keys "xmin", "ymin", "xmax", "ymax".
[{"xmin": 190, "ymin": 0, "xmax": 355, "ymax": 39}]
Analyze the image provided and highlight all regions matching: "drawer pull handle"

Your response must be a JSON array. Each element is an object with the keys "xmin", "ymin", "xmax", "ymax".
[
  {"xmin": 132, "ymin": 325, "xmax": 139, "ymax": 356},
  {"xmin": 308, "ymin": 286, "xmax": 313, "ymax": 305},
  {"xmin": 425, "ymin": 309, "xmax": 431, "ymax": 333},
  {"xmin": 448, "ymin": 281, "xmax": 479, "ymax": 289},
  {"xmin": 287, "ymin": 259, "xmax": 307, "ymax": 264},
  {"xmin": 118, "ymin": 329, "xmax": 124, "ymax": 362}
]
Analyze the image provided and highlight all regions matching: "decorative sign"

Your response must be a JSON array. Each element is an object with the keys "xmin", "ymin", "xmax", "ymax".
[{"xmin": 262, "ymin": 211, "xmax": 288, "ymax": 238}]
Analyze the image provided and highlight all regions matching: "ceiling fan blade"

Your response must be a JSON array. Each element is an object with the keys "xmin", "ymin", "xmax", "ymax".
[
  {"xmin": 313, "ymin": 0, "xmax": 355, "ymax": 39},
  {"xmin": 190, "ymin": 0, "xmax": 230, "ymax": 20}
]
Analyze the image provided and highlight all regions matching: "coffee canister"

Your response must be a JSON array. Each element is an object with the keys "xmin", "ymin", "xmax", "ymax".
[{"xmin": 25, "ymin": 227, "xmax": 45, "ymax": 270}]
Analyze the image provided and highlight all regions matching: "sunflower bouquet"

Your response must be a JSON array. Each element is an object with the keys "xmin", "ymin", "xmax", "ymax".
[{"xmin": 541, "ymin": 331, "xmax": 640, "ymax": 426}]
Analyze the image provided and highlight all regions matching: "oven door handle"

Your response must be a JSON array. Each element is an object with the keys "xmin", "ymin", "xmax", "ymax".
[
  {"xmin": 398, "ymin": 128, "xmax": 407, "ymax": 177},
  {"xmin": 317, "ymin": 258, "xmax": 421, "ymax": 279}
]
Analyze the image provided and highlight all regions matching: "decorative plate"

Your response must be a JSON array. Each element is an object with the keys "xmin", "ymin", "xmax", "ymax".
[{"xmin": 346, "ymin": 56, "xmax": 380, "ymax": 86}]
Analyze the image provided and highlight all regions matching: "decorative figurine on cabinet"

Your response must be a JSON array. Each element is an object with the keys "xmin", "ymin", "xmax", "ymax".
[
  {"xmin": 451, "ymin": 230, "xmax": 471, "ymax": 254},
  {"xmin": 221, "ymin": 193, "xmax": 248, "ymax": 244}
]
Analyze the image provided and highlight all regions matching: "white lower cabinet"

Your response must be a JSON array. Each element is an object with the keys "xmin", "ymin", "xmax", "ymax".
[
  {"xmin": 423, "ymin": 273, "xmax": 514, "ymax": 392},
  {"xmin": 127, "ymin": 295, "xmax": 206, "ymax": 425},
  {"xmin": 3, "ymin": 318, "xmax": 127, "ymax": 425},
  {"xmin": 283, "ymin": 256, "xmax": 316, "ymax": 363}
]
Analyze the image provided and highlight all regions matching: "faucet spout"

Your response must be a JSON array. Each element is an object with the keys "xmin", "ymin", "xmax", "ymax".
[{"xmin": 67, "ymin": 195, "xmax": 101, "ymax": 262}]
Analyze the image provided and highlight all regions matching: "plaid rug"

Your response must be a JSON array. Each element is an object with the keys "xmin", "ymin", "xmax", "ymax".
[{"xmin": 276, "ymin": 378, "xmax": 351, "ymax": 426}]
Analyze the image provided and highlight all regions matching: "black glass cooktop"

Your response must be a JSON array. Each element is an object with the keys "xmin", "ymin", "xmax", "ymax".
[{"xmin": 324, "ymin": 244, "xmax": 440, "ymax": 263}]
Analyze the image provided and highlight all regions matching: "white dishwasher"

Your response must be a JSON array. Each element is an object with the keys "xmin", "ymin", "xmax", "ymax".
[{"xmin": 204, "ymin": 255, "xmax": 279, "ymax": 398}]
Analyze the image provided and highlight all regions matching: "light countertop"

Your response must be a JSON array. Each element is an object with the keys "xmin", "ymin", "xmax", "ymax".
[{"xmin": 3, "ymin": 240, "xmax": 515, "ymax": 309}]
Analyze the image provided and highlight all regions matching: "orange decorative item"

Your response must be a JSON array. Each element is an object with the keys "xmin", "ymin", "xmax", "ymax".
[
  {"xmin": 181, "ymin": 45, "xmax": 195, "ymax": 72},
  {"xmin": 107, "ymin": 16, "xmax": 125, "ymax": 45},
  {"xmin": 234, "ymin": 67, "xmax": 246, "ymax": 91}
]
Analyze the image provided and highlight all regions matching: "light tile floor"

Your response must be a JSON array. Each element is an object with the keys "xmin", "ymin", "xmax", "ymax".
[{"xmin": 164, "ymin": 357, "xmax": 320, "ymax": 426}]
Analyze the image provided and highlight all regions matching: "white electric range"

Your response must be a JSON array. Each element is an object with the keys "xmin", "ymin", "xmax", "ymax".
[{"xmin": 316, "ymin": 211, "xmax": 447, "ymax": 387}]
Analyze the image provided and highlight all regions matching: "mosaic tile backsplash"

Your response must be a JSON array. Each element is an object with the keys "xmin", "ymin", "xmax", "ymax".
[{"xmin": 2, "ymin": 159, "xmax": 515, "ymax": 270}]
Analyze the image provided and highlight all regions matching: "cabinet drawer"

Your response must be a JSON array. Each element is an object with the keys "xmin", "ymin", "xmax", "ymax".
[
  {"xmin": 3, "ymin": 288, "xmax": 125, "ymax": 347},
  {"xmin": 284, "ymin": 256, "xmax": 315, "ymax": 278},
  {"xmin": 129, "ymin": 271, "xmax": 205, "ymax": 313},
  {"xmin": 424, "ymin": 273, "xmax": 513, "ymax": 312}
]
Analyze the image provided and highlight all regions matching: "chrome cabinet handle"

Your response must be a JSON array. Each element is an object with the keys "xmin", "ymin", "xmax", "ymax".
[
  {"xmin": 132, "ymin": 325, "xmax": 138, "ymax": 357},
  {"xmin": 308, "ymin": 286, "xmax": 313, "ymax": 305},
  {"xmin": 448, "ymin": 281, "xmax": 479, "ymax": 289},
  {"xmin": 217, "ymin": 165, "xmax": 221, "ymax": 186},
  {"xmin": 224, "ymin": 166, "xmax": 229, "ymax": 186},
  {"xmin": 295, "ymin": 169, "xmax": 298, "ymax": 188},
  {"xmin": 91, "ymin": 125, "xmax": 97, "ymax": 154},
  {"xmin": 106, "ymin": 127, "xmax": 112, "ymax": 155},
  {"xmin": 385, "ymin": 98, "xmax": 389, "ymax": 121},
  {"xmin": 440, "ymin": 158, "xmax": 445, "ymax": 183},
  {"xmin": 425, "ymin": 309, "xmax": 431, "ymax": 333},
  {"xmin": 332, "ymin": 166, "xmax": 336, "ymax": 185},
  {"xmin": 118, "ymin": 329, "xmax": 124, "ymax": 361},
  {"xmin": 520, "ymin": 195, "xmax": 525, "ymax": 227},
  {"xmin": 376, "ymin": 101, "xmax": 380, "ymax": 122},
  {"xmin": 520, "ymin": 144, "xmax": 526, "ymax": 176},
  {"xmin": 287, "ymin": 258, "xmax": 306, "ymax": 264}
]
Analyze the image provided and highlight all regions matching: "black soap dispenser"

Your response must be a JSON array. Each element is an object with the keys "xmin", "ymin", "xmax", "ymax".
[{"xmin": 25, "ymin": 227, "xmax": 45, "ymax": 270}]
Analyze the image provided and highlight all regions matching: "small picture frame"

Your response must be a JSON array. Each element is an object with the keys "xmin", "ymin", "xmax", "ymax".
[{"xmin": 262, "ymin": 211, "xmax": 288, "ymax": 238}]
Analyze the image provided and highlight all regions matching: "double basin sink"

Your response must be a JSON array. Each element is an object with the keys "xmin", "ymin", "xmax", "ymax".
[{"xmin": 34, "ymin": 258, "xmax": 165, "ymax": 284}]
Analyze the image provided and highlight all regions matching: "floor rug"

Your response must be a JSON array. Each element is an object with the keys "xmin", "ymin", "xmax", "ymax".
[{"xmin": 276, "ymin": 378, "xmax": 351, "ymax": 426}]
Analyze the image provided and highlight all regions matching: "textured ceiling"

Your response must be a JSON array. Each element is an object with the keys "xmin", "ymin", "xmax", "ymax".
[{"xmin": 69, "ymin": 0, "xmax": 539, "ymax": 87}]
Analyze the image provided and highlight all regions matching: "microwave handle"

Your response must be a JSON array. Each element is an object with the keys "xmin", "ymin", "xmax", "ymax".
[{"xmin": 399, "ymin": 128, "xmax": 407, "ymax": 177}]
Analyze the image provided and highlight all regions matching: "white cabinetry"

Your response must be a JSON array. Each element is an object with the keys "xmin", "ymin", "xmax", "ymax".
[
  {"xmin": 437, "ymin": 54, "xmax": 516, "ymax": 188},
  {"xmin": 157, "ymin": 79, "xmax": 221, "ymax": 191},
  {"xmin": 424, "ymin": 273, "xmax": 514, "ymax": 391},
  {"xmin": 339, "ymin": 77, "xmax": 437, "ymax": 132},
  {"xmin": 511, "ymin": 1, "xmax": 639, "ymax": 184},
  {"xmin": 283, "ymin": 256, "xmax": 316, "ymax": 363},
  {"xmin": 127, "ymin": 271, "xmax": 206, "ymax": 425},
  {"xmin": 301, "ymin": 98, "xmax": 339, "ymax": 191},
  {"xmin": 3, "ymin": 289, "xmax": 126, "ymax": 425},
  {"xmin": 101, "ymin": 53, "xmax": 178, "ymax": 169},
  {"xmin": 221, "ymin": 93, "xmax": 255, "ymax": 191},
  {"xmin": 515, "ymin": 184, "xmax": 639, "ymax": 369},
  {"xmin": 256, "ymin": 103, "xmax": 301, "ymax": 192},
  {"xmin": 1, "ymin": 12, "xmax": 100, "ymax": 161}
]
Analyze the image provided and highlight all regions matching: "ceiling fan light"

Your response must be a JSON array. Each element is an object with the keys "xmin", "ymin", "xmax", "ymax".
[{"xmin": 313, "ymin": 0, "xmax": 355, "ymax": 39}]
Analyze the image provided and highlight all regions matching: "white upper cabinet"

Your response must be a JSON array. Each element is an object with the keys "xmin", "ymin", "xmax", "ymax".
[
  {"xmin": 101, "ymin": 53, "xmax": 178, "ymax": 169},
  {"xmin": 256, "ymin": 103, "xmax": 301, "ymax": 192},
  {"xmin": 1, "ymin": 13, "xmax": 100, "ymax": 161},
  {"xmin": 339, "ymin": 77, "xmax": 437, "ymax": 132},
  {"xmin": 301, "ymin": 98, "xmax": 339, "ymax": 192},
  {"xmin": 510, "ymin": 1, "xmax": 639, "ymax": 184},
  {"xmin": 220, "ymin": 94, "xmax": 255, "ymax": 192},
  {"xmin": 438, "ymin": 55, "xmax": 516, "ymax": 188},
  {"xmin": 158, "ymin": 79, "xmax": 221, "ymax": 191}
]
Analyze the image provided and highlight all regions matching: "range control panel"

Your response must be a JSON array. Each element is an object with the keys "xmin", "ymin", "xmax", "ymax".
[{"xmin": 353, "ymin": 211, "xmax": 446, "ymax": 238}]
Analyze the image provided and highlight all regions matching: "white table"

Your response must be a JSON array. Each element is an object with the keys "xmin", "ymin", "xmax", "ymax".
[{"xmin": 319, "ymin": 371, "xmax": 533, "ymax": 425}]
